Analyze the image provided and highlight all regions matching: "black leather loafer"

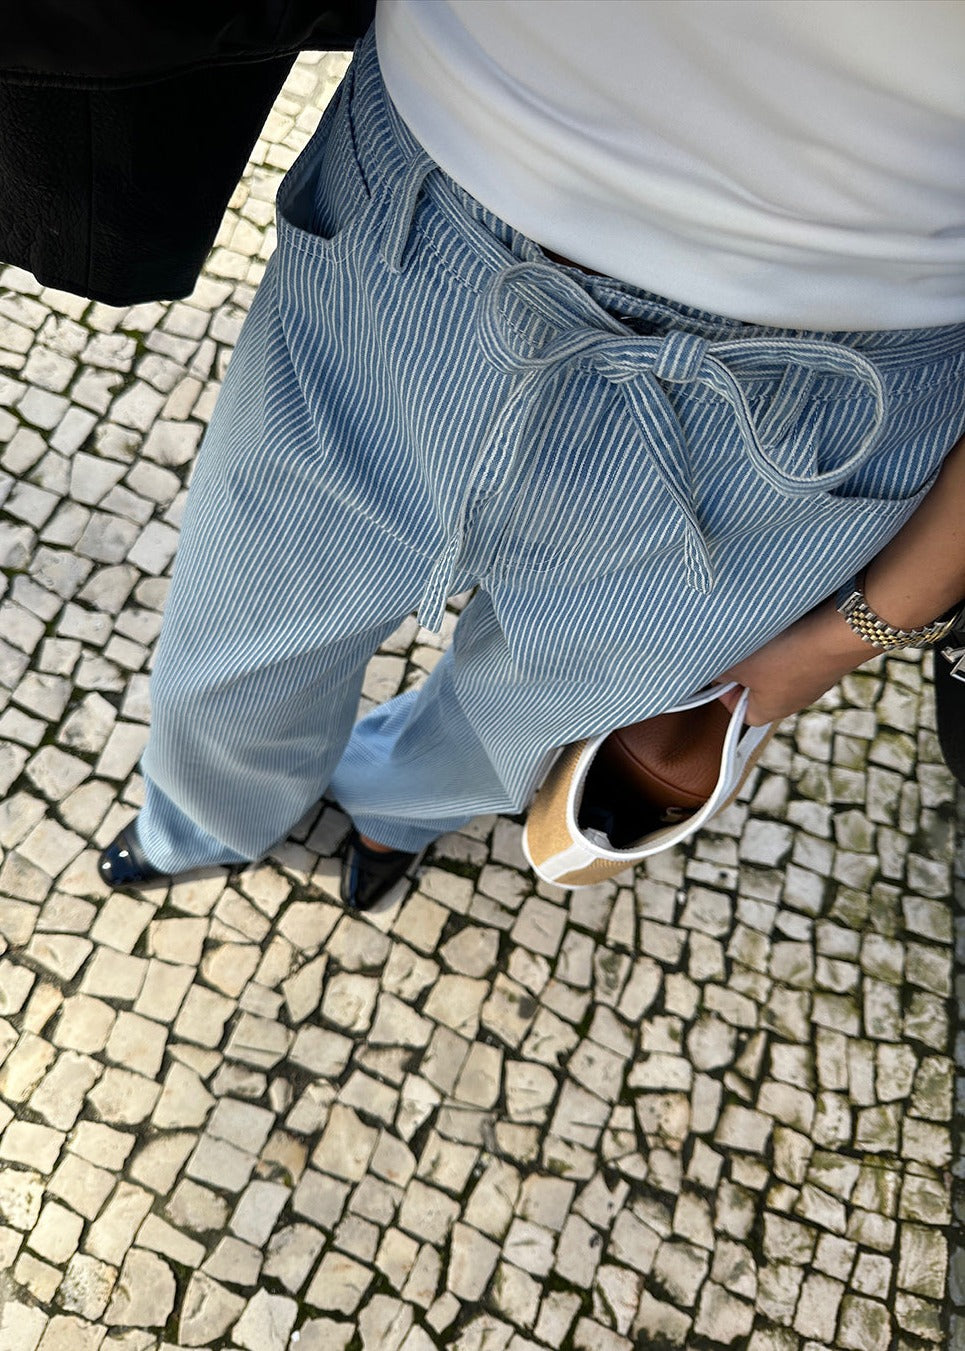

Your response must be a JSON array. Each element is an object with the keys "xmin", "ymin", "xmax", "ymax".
[
  {"xmin": 340, "ymin": 829, "xmax": 419, "ymax": 911},
  {"xmin": 98, "ymin": 825, "xmax": 167, "ymax": 889}
]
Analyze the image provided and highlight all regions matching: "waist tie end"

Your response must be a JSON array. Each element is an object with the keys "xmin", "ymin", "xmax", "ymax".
[{"xmin": 417, "ymin": 532, "xmax": 462, "ymax": 633}]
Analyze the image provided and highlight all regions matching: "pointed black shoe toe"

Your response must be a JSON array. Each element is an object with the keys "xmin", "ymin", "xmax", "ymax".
[
  {"xmin": 340, "ymin": 830, "xmax": 419, "ymax": 911},
  {"xmin": 98, "ymin": 825, "xmax": 166, "ymax": 889}
]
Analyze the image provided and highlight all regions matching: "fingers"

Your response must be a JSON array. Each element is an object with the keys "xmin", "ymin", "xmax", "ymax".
[
  {"xmin": 718, "ymin": 683, "xmax": 773, "ymax": 725},
  {"xmin": 741, "ymin": 701, "xmax": 772, "ymax": 727},
  {"xmin": 716, "ymin": 685, "xmax": 743, "ymax": 716}
]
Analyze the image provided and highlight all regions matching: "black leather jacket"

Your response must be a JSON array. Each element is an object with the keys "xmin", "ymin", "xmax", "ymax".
[{"xmin": 0, "ymin": 2, "xmax": 375, "ymax": 304}]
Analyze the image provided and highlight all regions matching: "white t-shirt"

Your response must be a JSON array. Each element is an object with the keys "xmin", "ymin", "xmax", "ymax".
[{"xmin": 376, "ymin": 0, "xmax": 965, "ymax": 330}]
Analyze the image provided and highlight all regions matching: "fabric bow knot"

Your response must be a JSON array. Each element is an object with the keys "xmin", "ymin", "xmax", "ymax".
[{"xmin": 476, "ymin": 262, "xmax": 889, "ymax": 595}]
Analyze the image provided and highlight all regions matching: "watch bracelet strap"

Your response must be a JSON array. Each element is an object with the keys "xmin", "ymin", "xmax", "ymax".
[{"xmin": 836, "ymin": 575, "xmax": 964, "ymax": 652}]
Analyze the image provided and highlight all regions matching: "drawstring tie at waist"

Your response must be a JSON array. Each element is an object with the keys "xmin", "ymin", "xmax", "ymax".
[
  {"xmin": 381, "ymin": 183, "xmax": 891, "ymax": 624},
  {"xmin": 474, "ymin": 263, "xmax": 889, "ymax": 598}
]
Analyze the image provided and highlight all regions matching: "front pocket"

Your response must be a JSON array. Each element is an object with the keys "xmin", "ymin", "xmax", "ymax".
[
  {"xmin": 491, "ymin": 358, "xmax": 964, "ymax": 603},
  {"xmin": 275, "ymin": 65, "xmax": 372, "ymax": 261},
  {"xmin": 765, "ymin": 357, "xmax": 965, "ymax": 505}
]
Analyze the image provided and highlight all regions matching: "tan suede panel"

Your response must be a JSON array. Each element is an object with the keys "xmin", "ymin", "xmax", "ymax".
[
  {"xmin": 553, "ymin": 854, "xmax": 634, "ymax": 887},
  {"xmin": 524, "ymin": 740, "xmax": 587, "ymax": 868}
]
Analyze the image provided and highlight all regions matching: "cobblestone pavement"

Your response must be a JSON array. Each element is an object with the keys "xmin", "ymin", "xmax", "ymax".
[{"xmin": 0, "ymin": 54, "xmax": 962, "ymax": 1351}]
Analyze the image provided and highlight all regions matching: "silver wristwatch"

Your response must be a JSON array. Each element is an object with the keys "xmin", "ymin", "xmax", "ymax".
[{"xmin": 835, "ymin": 573, "xmax": 965, "ymax": 652}]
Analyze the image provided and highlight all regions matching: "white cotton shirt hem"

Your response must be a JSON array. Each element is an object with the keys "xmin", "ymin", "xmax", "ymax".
[{"xmin": 375, "ymin": 0, "xmax": 965, "ymax": 331}]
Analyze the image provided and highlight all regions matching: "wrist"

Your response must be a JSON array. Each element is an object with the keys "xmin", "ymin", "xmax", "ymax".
[
  {"xmin": 835, "ymin": 570, "xmax": 963, "ymax": 652},
  {"xmin": 862, "ymin": 556, "xmax": 932, "ymax": 630},
  {"xmin": 814, "ymin": 596, "xmax": 876, "ymax": 663},
  {"xmin": 783, "ymin": 598, "xmax": 871, "ymax": 674},
  {"xmin": 862, "ymin": 565, "xmax": 961, "ymax": 634}
]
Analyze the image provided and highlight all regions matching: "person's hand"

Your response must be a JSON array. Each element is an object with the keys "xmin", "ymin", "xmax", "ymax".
[
  {"xmin": 719, "ymin": 428, "xmax": 965, "ymax": 726},
  {"xmin": 716, "ymin": 598, "xmax": 872, "ymax": 726}
]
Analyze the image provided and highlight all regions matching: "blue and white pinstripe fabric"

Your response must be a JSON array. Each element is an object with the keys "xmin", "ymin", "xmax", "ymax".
[{"xmin": 137, "ymin": 32, "xmax": 965, "ymax": 870}]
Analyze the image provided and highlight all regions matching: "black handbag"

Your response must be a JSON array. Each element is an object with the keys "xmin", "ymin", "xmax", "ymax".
[{"xmin": 935, "ymin": 629, "xmax": 965, "ymax": 788}]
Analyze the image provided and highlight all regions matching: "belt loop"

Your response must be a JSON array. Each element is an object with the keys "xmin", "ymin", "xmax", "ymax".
[
  {"xmin": 381, "ymin": 150, "xmax": 436, "ymax": 274},
  {"xmin": 753, "ymin": 364, "xmax": 816, "ymax": 447}
]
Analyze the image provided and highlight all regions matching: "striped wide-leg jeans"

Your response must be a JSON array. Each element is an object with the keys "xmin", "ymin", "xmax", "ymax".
[{"xmin": 136, "ymin": 33, "xmax": 965, "ymax": 872}]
